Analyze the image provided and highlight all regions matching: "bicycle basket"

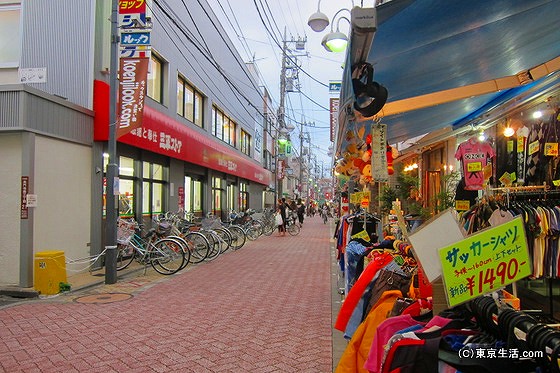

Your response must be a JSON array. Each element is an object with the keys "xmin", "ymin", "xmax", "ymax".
[
  {"xmin": 117, "ymin": 219, "xmax": 136, "ymax": 244},
  {"xmin": 156, "ymin": 221, "xmax": 172, "ymax": 236}
]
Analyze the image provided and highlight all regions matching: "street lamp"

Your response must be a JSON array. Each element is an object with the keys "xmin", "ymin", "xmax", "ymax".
[
  {"xmin": 308, "ymin": 0, "xmax": 355, "ymax": 32},
  {"xmin": 320, "ymin": 9, "xmax": 351, "ymax": 53}
]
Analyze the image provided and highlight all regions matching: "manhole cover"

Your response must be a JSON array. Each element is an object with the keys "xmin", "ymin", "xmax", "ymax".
[{"xmin": 74, "ymin": 293, "xmax": 132, "ymax": 304}]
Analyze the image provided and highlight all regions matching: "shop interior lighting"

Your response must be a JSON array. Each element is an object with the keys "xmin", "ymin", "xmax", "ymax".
[
  {"xmin": 504, "ymin": 126, "xmax": 515, "ymax": 137},
  {"xmin": 478, "ymin": 130, "xmax": 486, "ymax": 142},
  {"xmin": 533, "ymin": 110, "xmax": 543, "ymax": 119}
]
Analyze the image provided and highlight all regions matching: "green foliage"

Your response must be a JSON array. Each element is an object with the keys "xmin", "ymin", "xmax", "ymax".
[
  {"xmin": 431, "ymin": 171, "xmax": 460, "ymax": 214},
  {"xmin": 378, "ymin": 185, "xmax": 398, "ymax": 214}
]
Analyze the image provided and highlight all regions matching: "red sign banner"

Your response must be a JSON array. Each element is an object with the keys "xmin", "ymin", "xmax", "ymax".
[
  {"xmin": 117, "ymin": 57, "xmax": 149, "ymax": 139},
  {"xmin": 119, "ymin": 0, "xmax": 146, "ymax": 14}
]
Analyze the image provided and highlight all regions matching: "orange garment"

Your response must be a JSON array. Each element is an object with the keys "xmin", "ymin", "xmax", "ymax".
[
  {"xmin": 335, "ymin": 290, "xmax": 402, "ymax": 373},
  {"xmin": 334, "ymin": 253, "xmax": 394, "ymax": 332}
]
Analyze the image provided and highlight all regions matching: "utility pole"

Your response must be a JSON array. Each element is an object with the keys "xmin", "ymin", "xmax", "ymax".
[
  {"xmin": 276, "ymin": 30, "xmax": 307, "ymax": 201},
  {"xmin": 276, "ymin": 28, "xmax": 288, "ymax": 201},
  {"xmin": 105, "ymin": 0, "xmax": 119, "ymax": 284}
]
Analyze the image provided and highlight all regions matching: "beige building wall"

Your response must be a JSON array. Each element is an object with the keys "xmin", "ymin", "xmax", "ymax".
[
  {"xmin": 33, "ymin": 136, "xmax": 92, "ymax": 276},
  {"xmin": 0, "ymin": 134, "xmax": 23, "ymax": 284}
]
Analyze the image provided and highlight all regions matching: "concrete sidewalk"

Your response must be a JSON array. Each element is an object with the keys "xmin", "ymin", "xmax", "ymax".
[{"xmin": 0, "ymin": 215, "xmax": 345, "ymax": 372}]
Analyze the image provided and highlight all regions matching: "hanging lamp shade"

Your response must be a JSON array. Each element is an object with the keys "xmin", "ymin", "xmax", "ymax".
[
  {"xmin": 308, "ymin": 11, "xmax": 330, "ymax": 32},
  {"xmin": 322, "ymin": 31, "xmax": 348, "ymax": 52}
]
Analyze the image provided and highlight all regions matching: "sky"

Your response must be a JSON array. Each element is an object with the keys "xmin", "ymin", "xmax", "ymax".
[{"xmin": 207, "ymin": 0, "xmax": 352, "ymax": 172}]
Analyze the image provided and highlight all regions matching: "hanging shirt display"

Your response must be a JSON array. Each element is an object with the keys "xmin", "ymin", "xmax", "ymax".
[{"xmin": 454, "ymin": 137, "xmax": 495, "ymax": 190}]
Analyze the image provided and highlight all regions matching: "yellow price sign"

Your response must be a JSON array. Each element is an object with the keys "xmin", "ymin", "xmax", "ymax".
[
  {"xmin": 438, "ymin": 217, "xmax": 531, "ymax": 307},
  {"xmin": 455, "ymin": 200, "xmax": 470, "ymax": 211},
  {"xmin": 467, "ymin": 162, "xmax": 482, "ymax": 172},
  {"xmin": 517, "ymin": 137, "xmax": 525, "ymax": 153},
  {"xmin": 545, "ymin": 143, "xmax": 558, "ymax": 156},
  {"xmin": 528, "ymin": 140, "xmax": 540, "ymax": 155}
]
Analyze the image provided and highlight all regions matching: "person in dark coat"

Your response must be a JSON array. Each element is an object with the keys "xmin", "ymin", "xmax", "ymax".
[{"xmin": 296, "ymin": 198, "xmax": 305, "ymax": 227}]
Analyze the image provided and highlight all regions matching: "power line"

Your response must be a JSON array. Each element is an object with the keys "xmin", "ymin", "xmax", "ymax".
[{"xmin": 152, "ymin": 0, "xmax": 267, "ymax": 126}]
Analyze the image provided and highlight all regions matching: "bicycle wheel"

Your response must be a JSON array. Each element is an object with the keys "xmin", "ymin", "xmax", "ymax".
[
  {"xmin": 245, "ymin": 225, "xmax": 260, "ymax": 241},
  {"xmin": 150, "ymin": 238, "xmax": 186, "ymax": 275},
  {"xmin": 213, "ymin": 227, "xmax": 233, "ymax": 253},
  {"xmin": 287, "ymin": 223, "xmax": 300, "ymax": 236},
  {"xmin": 249, "ymin": 220, "xmax": 264, "ymax": 237},
  {"xmin": 202, "ymin": 231, "xmax": 221, "ymax": 261},
  {"xmin": 116, "ymin": 243, "xmax": 136, "ymax": 270},
  {"xmin": 227, "ymin": 225, "xmax": 246, "ymax": 250},
  {"xmin": 168, "ymin": 235, "xmax": 192, "ymax": 270},
  {"xmin": 262, "ymin": 221, "xmax": 275, "ymax": 236},
  {"xmin": 183, "ymin": 231, "xmax": 210, "ymax": 264}
]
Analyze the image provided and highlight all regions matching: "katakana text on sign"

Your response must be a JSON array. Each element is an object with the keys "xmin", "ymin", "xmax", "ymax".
[{"xmin": 438, "ymin": 216, "xmax": 531, "ymax": 307}]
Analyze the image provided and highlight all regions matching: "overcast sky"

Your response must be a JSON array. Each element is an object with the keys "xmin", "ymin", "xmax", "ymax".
[{"xmin": 207, "ymin": 0, "xmax": 351, "ymax": 169}]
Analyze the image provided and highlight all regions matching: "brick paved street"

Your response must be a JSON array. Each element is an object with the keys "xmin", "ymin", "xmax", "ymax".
[{"xmin": 0, "ymin": 216, "xmax": 339, "ymax": 372}]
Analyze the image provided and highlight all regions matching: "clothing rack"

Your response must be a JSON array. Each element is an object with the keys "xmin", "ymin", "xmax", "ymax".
[
  {"xmin": 485, "ymin": 183, "xmax": 560, "ymax": 316},
  {"xmin": 488, "ymin": 183, "xmax": 549, "ymax": 207}
]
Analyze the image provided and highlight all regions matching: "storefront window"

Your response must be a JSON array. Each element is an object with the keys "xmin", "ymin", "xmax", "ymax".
[
  {"xmin": 184, "ymin": 176, "xmax": 203, "ymax": 216},
  {"xmin": 120, "ymin": 157, "xmax": 134, "ymax": 176},
  {"xmin": 239, "ymin": 182, "xmax": 248, "ymax": 211},
  {"xmin": 118, "ymin": 156, "xmax": 135, "ymax": 218},
  {"xmin": 212, "ymin": 176, "xmax": 223, "ymax": 218},
  {"xmin": 141, "ymin": 161, "xmax": 166, "ymax": 223},
  {"xmin": 119, "ymin": 179, "xmax": 134, "ymax": 217},
  {"xmin": 227, "ymin": 184, "xmax": 235, "ymax": 213}
]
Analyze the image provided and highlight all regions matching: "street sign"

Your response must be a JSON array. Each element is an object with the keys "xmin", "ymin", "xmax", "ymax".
[{"xmin": 120, "ymin": 32, "xmax": 151, "ymax": 46}]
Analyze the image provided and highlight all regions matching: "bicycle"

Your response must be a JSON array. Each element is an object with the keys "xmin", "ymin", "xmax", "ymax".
[
  {"xmin": 285, "ymin": 215, "xmax": 301, "ymax": 236},
  {"xmin": 116, "ymin": 219, "xmax": 187, "ymax": 275}
]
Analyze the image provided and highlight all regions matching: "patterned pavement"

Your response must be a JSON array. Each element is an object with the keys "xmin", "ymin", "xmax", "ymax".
[{"xmin": 0, "ymin": 215, "xmax": 339, "ymax": 372}]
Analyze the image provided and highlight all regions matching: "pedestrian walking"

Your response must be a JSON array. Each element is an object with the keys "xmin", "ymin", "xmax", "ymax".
[
  {"xmin": 296, "ymin": 198, "xmax": 305, "ymax": 227},
  {"xmin": 277, "ymin": 198, "xmax": 287, "ymax": 236}
]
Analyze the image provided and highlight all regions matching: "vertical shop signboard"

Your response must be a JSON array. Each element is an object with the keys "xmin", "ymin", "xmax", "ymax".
[
  {"xmin": 21, "ymin": 176, "xmax": 29, "ymax": 219},
  {"xmin": 370, "ymin": 122, "xmax": 389, "ymax": 182},
  {"xmin": 117, "ymin": 0, "xmax": 151, "ymax": 138},
  {"xmin": 178, "ymin": 186, "xmax": 185, "ymax": 211},
  {"xmin": 438, "ymin": 217, "xmax": 531, "ymax": 307}
]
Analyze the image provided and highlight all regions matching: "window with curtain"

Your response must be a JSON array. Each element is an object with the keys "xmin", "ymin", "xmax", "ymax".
[
  {"xmin": 212, "ymin": 105, "xmax": 237, "ymax": 147},
  {"xmin": 147, "ymin": 53, "xmax": 164, "ymax": 103},
  {"xmin": 240, "ymin": 130, "xmax": 251, "ymax": 156},
  {"xmin": 0, "ymin": 2, "xmax": 20, "ymax": 68},
  {"xmin": 177, "ymin": 75, "xmax": 204, "ymax": 127}
]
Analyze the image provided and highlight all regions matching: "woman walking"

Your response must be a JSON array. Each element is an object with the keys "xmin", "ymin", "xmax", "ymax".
[{"xmin": 277, "ymin": 198, "xmax": 287, "ymax": 236}]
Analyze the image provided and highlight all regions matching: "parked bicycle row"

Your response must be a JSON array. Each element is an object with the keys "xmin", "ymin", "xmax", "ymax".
[{"xmin": 113, "ymin": 207, "xmax": 299, "ymax": 275}]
